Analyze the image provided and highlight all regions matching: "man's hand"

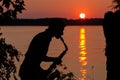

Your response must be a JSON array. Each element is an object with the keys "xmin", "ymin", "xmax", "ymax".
[{"xmin": 54, "ymin": 57, "xmax": 62, "ymax": 65}]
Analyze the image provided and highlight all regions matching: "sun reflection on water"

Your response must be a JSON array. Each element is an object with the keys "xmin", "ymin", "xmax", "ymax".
[{"xmin": 79, "ymin": 28, "xmax": 88, "ymax": 80}]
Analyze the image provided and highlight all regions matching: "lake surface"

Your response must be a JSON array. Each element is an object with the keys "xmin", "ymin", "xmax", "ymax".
[{"xmin": 0, "ymin": 25, "xmax": 106, "ymax": 80}]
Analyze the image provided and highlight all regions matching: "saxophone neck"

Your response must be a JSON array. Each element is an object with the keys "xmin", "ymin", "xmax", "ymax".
[{"xmin": 60, "ymin": 36, "xmax": 68, "ymax": 51}]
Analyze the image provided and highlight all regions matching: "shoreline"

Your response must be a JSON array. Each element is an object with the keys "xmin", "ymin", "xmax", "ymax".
[{"xmin": 0, "ymin": 18, "xmax": 103, "ymax": 26}]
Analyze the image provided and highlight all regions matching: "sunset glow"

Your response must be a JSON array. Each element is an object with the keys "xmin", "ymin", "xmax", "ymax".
[
  {"xmin": 80, "ymin": 13, "xmax": 86, "ymax": 19},
  {"xmin": 17, "ymin": 0, "xmax": 111, "ymax": 19}
]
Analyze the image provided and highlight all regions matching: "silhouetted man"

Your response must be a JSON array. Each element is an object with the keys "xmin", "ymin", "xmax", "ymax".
[{"xmin": 19, "ymin": 18, "xmax": 67, "ymax": 80}]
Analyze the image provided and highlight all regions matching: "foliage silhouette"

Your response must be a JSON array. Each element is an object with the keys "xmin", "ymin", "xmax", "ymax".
[
  {"xmin": 0, "ymin": 0, "xmax": 25, "ymax": 19},
  {"xmin": 0, "ymin": 30, "xmax": 22, "ymax": 80},
  {"xmin": 103, "ymin": 1, "xmax": 120, "ymax": 80},
  {"xmin": 112, "ymin": 0, "xmax": 120, "ymax": 10},
  {"xmin": 0, "ymin": 0, "xmax": 25, "ymax": 79}
]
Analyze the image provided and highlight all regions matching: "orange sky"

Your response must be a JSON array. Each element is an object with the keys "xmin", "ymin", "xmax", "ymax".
[{"xmin": 18, "ymin": 0, "xmax": 113, "ymax": 19}]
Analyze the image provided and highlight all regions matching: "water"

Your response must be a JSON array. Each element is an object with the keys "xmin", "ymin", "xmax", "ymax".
[{"xmin": 0, "ymin": 25, "xmax": 106, "ymax": 80}]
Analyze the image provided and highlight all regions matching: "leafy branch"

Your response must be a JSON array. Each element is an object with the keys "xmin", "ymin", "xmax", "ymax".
[
  {"xmin": 0, "ymin": 31, "xmax": 22, "ymax": 80},
  {"xmin": 0, "ymin": 0, "xmax": 25, "ymax": 19},
  {"xmin": 112, "ymin": 0, "xmax": 120, "ymax": 10}
]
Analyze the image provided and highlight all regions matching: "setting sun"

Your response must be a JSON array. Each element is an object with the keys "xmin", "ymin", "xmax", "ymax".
[{"xmin": 80, "ymin": 13, "xmax": 86, "ymax": 19}]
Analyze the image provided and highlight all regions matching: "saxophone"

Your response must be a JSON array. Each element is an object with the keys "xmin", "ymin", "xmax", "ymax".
[{"xmin": 46, "ymin": 36, "xmax": 68, "ymax": 79}]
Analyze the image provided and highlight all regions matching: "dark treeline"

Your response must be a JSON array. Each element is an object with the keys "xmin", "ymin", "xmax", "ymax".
[
  {"xmin": 66, "ymin": 18, "xmax": 103, "ymax": 25},
  {"xmin": 0, "ymin": 18, "xmax": 103, "ymax": 26}
]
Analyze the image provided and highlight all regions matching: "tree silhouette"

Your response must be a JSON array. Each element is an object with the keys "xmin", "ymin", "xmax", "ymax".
[
  {"xmin": 112, "ymin": 0, "xmax": 120, "ymax": 10},
  {"xmin": 0, "ymin": 29, "xmax": 22, "ymax": 80},
  {"xmin": 0, "ymin": 0, "xmax": 25, "ymax": 19},
  {"xmin": 0, "ymin": 0, "xmax": 25, "ymax": 79}
]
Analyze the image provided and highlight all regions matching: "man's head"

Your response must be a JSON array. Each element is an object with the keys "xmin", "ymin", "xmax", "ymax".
[{"xmin": 48, "ymin": 18, "xmax": 66, "ymax": 39}]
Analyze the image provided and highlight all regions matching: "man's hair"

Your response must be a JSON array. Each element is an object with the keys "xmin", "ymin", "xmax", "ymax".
[{"xmin": 48, "ymin": 18, "xmax": 66, "ymax": 29}]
